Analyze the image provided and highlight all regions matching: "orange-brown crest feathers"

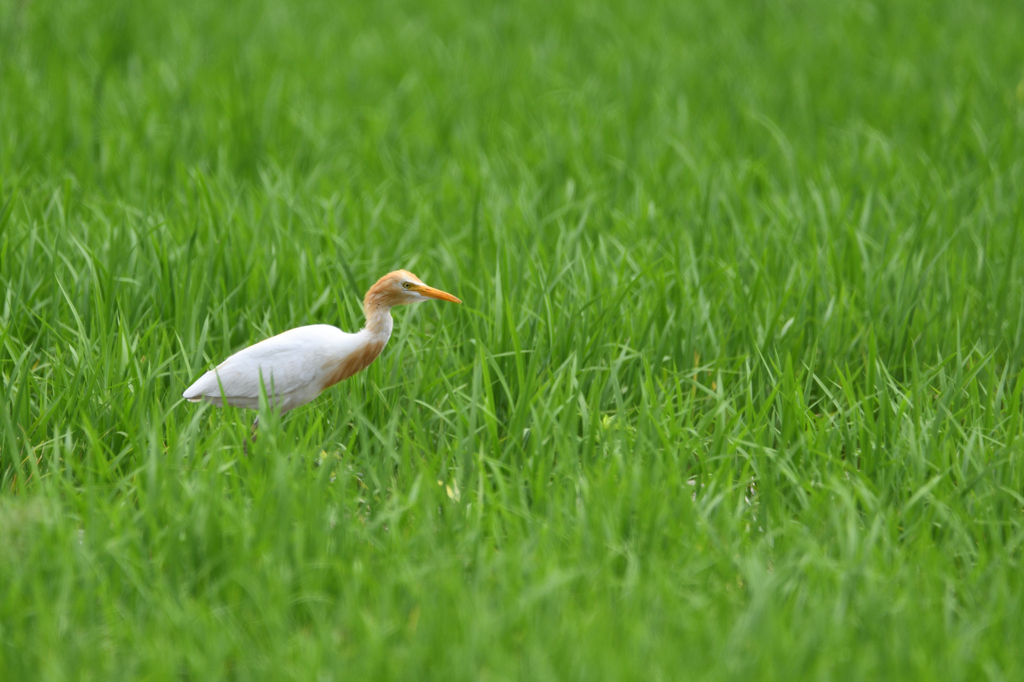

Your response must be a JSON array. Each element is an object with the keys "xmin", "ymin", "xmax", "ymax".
[{"xmin": 363, "ymin": 269, "xmax": 419, "ymax": 314}]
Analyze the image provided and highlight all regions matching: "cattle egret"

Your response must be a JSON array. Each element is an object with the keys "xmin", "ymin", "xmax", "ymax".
[{"xmin": 182, "ymin": 270, "xmax": 461, "ymax": 418}]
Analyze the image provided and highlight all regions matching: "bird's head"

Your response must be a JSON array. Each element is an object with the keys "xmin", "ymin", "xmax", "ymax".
[{"xmin": 364, "ymin": 269, "xmax": 462, "ymax": 313}]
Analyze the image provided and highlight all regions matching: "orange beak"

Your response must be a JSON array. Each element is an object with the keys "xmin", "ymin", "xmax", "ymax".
[{"xmin": 415, "ymin": 284, "xmax": 462, "ymax": 304}]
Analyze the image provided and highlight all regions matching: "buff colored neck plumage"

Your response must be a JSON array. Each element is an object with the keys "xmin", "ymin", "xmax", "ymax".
[
  {"xmin": 318, "ymin": 276, "xmax": 402, "ymax": 390},
  {"xmin": 363, "ymin": 297, "xmax": 394, "ymax": 337}
]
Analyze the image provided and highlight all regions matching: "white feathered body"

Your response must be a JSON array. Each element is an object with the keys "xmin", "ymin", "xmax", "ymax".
[
  {"xmin": 182, "ymin": 269, "xmax": 460, "ymax": 416},
  {"xmin": 182, "ymin": 322, "xmax": 391, "ymax": 412}
]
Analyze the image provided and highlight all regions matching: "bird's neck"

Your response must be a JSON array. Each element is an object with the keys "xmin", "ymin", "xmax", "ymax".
[{"xmin": 363, "ymin": 301, "xmax": 394, "ymax": 340}]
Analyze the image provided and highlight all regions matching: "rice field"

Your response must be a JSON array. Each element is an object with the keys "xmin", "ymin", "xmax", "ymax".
[{"xmin": 1, "ymin": 0, "xmax": 1023, "ymax": 678}]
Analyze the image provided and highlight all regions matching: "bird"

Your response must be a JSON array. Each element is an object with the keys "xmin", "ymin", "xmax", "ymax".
[{"xmin": 182, "ymin": 270, "xmax": 461, "ymax": 424}]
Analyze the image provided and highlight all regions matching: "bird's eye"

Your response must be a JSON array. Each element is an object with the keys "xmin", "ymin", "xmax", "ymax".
[{"xmin": 402, "ymin": 282, "xmax": 412, "ymax": 289}]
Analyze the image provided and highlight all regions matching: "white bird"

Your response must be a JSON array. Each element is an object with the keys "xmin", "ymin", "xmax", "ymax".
[{"xmin": 182, "ymin": 270, "xmax": 461, "ymax": 417}]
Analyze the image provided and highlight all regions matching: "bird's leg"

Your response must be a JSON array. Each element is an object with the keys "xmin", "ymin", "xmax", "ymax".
[
  {"xmin": 238, "ymin": 413, "xmax": 256, "ymax": 456},
  {"xmin": 243, "ymin": 416, "xmax": 259, "ymax": 457}
]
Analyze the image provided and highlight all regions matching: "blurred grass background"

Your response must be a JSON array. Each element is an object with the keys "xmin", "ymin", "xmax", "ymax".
[{"xmin": 1, "ymin": 0, "xmax": 1024, "ymax": 678}]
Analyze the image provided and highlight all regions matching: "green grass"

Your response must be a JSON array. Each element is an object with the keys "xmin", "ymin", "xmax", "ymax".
[{"xmin": 2, "ymin": 0, "xmax": 1024, "ymax": 678}]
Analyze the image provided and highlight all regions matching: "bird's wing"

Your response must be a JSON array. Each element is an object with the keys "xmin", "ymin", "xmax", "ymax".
[{"xmin": 183, "ymin": 325, "xmax": 357, "ymax": 407}]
